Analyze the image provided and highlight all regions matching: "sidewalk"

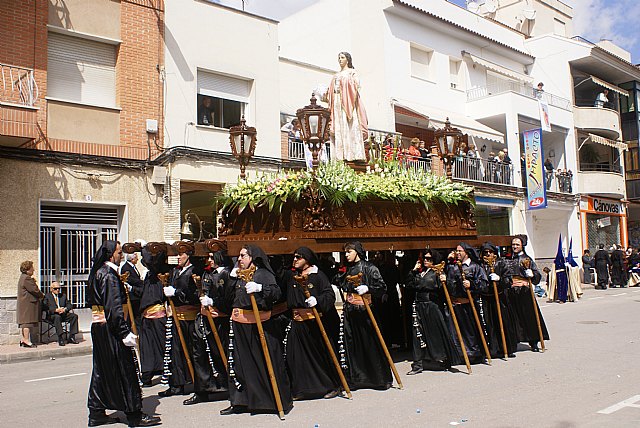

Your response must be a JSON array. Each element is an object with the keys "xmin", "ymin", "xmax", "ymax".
[{"xmin": 0, "ymin": 335, "xmax": 92, "ymax": 364}]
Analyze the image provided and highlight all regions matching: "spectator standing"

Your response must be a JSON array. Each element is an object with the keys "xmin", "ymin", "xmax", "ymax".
[
  {"xmin": 17, "ymin": 260, "xmax": 44, "ymax": 348},
  {"xmin": 43, "ymin": 282, "xmax": 79, "ymax": 346},
  {"xmin": 594, "ymin": 244, "xmax": 611, "ymax": 289},
  {"xmin": 197, "ymin": 96, "xmax": 215, "ymax": 126},
  {"xmin": 595, "ymin": 89, "xmax": 609, "ymax": 108},
  {"xmin": 610, "ymin": 244, "xmax": 627, "ymax": 287},
  {"xmin": 544, "ymin": 157, "xmax": 554, "ymax": 190},
  {"xmin": 535, "ymin": 82, "xmax": 545, "ymax": 99},
  {"xmin": 582, "ymin": 250, "xmax": 594, "ymax": 284}
]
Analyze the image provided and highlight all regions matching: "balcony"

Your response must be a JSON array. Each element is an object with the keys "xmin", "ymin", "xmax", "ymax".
[
  {"xmin": 452, "ymin": 156, "xmax": 514, "ymax": 186},
  {"xmin": 466, "ymin": 81, "xmax": 571, "ymax": 110},
  {"xmin": 0, "ymin": 63, "xmax": 39, "ymax": 145},
  {"xmin": 576, "ymin": 169, "xmax": 625, "ymax": 198},
  {"xmin": 573, "ymin": 106, "xmax": 621, "ymax": 140}
]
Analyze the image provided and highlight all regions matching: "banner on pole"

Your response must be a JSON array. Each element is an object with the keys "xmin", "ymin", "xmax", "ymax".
[
  {"xmin": 538, "ymin": 99, "xmax": 551, "ymax": 132},
  {"xmin": 524, "ymin": 128, "xmax": 547, "ymax": 210}
]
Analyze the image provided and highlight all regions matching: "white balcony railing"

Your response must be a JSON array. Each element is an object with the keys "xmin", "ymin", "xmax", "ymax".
[
  {"xmin": 467, "ymin": 80, "xmax": 571, "ymax": 110},
  {"xmin": 452, "ymin": 156, "xmax": 514, "ymax": 186},
  {"xmin": 1, "ymin": 63, "xmax": 38, "ymax": 106}
]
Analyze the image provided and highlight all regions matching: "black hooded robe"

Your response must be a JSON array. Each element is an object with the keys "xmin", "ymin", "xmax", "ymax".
[
  {"xmin": 285, "ymin": 266, "xmax": 341, "ymax": 399},
  {"xmin": 594, "ymin": 249, "xmax": 611, "ymax": 288},
  {"xmin": 87, "ymin": 242, "xmax": 142, "ymax": 416}
]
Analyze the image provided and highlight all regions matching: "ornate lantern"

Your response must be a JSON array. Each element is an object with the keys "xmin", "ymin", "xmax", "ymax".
[
  {"xmin": 229, "ymin": 115, "xmax": 257, "ymax": 180},
  {"xmin": 296, "ymin": 93, "xmax": 331, "ymax": 169},
  {"xmin": 434, "ymin": 118, "xmax": 463, "ymax": 177}
]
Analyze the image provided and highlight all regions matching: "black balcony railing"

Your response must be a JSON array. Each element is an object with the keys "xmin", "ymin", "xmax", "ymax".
[
  {"xmin": 580, "ymin": 162, "xmax": 622, "ymax": 174},
  {"xmin": 452, "ymin": 156, "xmax": 514, "ymax": 186}
]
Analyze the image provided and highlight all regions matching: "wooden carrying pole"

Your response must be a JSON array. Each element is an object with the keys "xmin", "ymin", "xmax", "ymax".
[
  {"xmin": 295, "ymin": 274, "xmax": 352, "ymax": 399},
  {"xmin": 484, "ymin": 255, "xmax": 509, "ymax": 359},
  {"xmin": 158, "ymin": 273, "xmax": 195, "ymax": 382},
  {"xmin": 433, "ymin": 262, "xmax": 472, "ymax": 375},
  {"xmin": 238, "ymin": 266, "xmax": 285, "ymax": 420},
  {"xmin": 120, "ymin": 271, "xmax": 142, "ymax": 373},
  {"xmin": 347, "ymin": 273, "xmax": 403, "ymax": 389},
  {"xmin": 193, "ymin": 275, "xmax": 228, "ymax": 372},
  {"xmin": 457, "ymin": 261, "xmax": 492, "ymax": 364},
  {"xmin": 522, "ymin": 258, "xmax": 546, "ymax": 352}
]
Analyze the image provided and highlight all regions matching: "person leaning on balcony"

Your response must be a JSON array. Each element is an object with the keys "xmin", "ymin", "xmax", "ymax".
[
  {"xmin": 17, "ymin": 260, "xmax": 44, "ymax": 348},
  {"xmin": 407, "ymin": 138, "xmax": 421, "ymax": 162},
  {"xmin": 544, "ymin": 158, "xmax": 554, "ymax": 190},
  {"xmin": 595, "ymin": 89, "xmax": 609, "ymax": 108},
  {"xmin": 281, "ymin": 118, "xmax": 302, "ymax": 143},
  {"xmin": 535, "ymin": 82, "xmax": 545, "ymax": 99}
]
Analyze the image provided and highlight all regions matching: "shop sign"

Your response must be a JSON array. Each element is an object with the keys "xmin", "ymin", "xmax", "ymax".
[
  {"xmin": 523, "ymin": 128, "xmax": 547, "ymax": 210},
  {"xmin": 589, "ymin": 197, "xmax": 625, "ymax": 215}
]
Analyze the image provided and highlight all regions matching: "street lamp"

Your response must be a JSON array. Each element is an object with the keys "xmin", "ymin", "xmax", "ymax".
[
  {"xmin": 434, "ymin": 118, "xmax": 463, "ymax": 177},
  {"xmin": 180, "ymin": 210, "xmax": 209, "ymax": 242},
  {"xmin": 229, "ymin": 115, "xmax": 257, "ymax": 180},
  {"xmin": 296, "ymin": 93, "xmax": 330, "ymax": 169}
]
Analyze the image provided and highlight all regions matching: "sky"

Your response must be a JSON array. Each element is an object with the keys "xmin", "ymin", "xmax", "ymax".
[{"xmin": 448, "ymin": 0, "xmax": 640, "ymax": 64}]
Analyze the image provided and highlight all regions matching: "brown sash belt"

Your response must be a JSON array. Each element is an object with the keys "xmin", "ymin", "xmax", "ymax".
[
  {"xmin": 346, "ymin": 293, "xmax": 372, "ymax": 306},
  {"xmin": 203, "ymin": 307, "xmax": 228, "ymax": 318},
  {"xmin": 292, "ymin": 308, "xmax": 320, "ymax": 322},
  {"xmin": 451, "ymin": 297, "xmax": 470, "ymax": 305},
  {"xmin": 271, "ymin": 301, "xmax": 289, "ymax": 316},
  {"xmin": 512, "ymin": 276, "xmax": 530, "ymax": 287},
  {"xmin": 170, "ymin": 305, "xmax": 199, "ymax": 321},
  {"xmin": 231, "ymin": 308, "xmax": 271, "ymax": 324},
  {"xmin": 143, "ymin": 303, "xmax": 166, "ymax": 319},
  {"xmin": 92, "ymin": 305, "xmax": 106, "ymax": 324}
]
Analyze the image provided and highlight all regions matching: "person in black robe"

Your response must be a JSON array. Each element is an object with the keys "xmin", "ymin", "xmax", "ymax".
[
  {"xmin": 372, "ymin": 250, "xmax": 403, "ymax": 349},
  {"xmin": 442, "ymin": 243, "xmax": 489, "ymax": 364},
  {"xmin": 184, "ymin": 250, "xmax": 232, "ymax": 405},
  {"xmin": 86, "ymin": 240, "xmax": 160, "ymax": 427},
  {"xmin": 503, "ymin": 235, "xmax": 550, "ymax": 352},
  {"xmin": 159, "ymin": 243, "xmax": 199, "ymax": 397},
  {"xmin": 220, "ymin": 244, "xmax": 293, "ymax": 415},
  {"xmin": 582, "ymin": 249, "xmax": 594, "ymax": 284},
  {"xmin": 335, "ymin": 241, "xmax": 392, "ymax": 390},
  {"xmin": 594, "ymin": 244, "xmax": 611, "ymax": 289},
  {"xmin": 121, "ymin": 252, "xmax": 144, "ymax": 331},
  {"xmin": 138, "ymin": 244, "xmax": 171, "ymax": 387},
  {"xmin": 479, "ymin": 242, "xmax": 518, "ymax": 358},
  {"xmin": 405, "ymin": 249, "xmax": 461, "ymax": 374},
  {"xmin": 269, "ymin": 255, "xmax": 293, "ymax": 342},
  {"xmin": 284, "ymin": 246, "xmax": 341, "ymax": 400},
  {"xmin": 610, "ymin": 245, "xmax": 627, "ymax": 287}
]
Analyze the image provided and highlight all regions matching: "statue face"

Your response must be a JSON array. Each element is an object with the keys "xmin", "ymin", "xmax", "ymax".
[{"xmin": 338, "ymin": 53, "xmax": 348, "ymax": 69}]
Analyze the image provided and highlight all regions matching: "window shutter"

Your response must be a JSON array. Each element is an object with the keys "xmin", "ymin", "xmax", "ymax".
[
  {"xmin": 47, "ymin": 32, "xmax": 117, "ymax": 107},
  {"xmin": 197, "ymin": 70, "xmax": 250, "ymax": 103}
]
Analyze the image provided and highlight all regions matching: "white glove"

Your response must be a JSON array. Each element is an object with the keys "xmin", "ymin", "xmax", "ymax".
[
  {"xmin": 163, "ymin": 286, "xmax": 176, "ymax": 297},
  {"xmin": 525, "ymin": 269, "xmax": 534, "ymax": 278},
  {"xmin": 489, "ymin": 273, "xmax": 500, "ymax": 282},
  {"xmin": 245, "ymin": 281, "xmax": 263, "ymax": 294},
  {"xmin": 125, "ymin": 283, "xmax": 132, "ymax": 292},
  {"xmin": 355, "ymin": 285, "xmax": 369, "ymax": 295},
  {"xmin": 305, "ymin": 296, "xmax": 318, "ymax": 308},
  {"xmin": 122, "ymin": 332, "xmax": 137, "ymax": 347},
  {"xmin": 200, "ymin": 295, "xmax": 214, "ymax": 307}
]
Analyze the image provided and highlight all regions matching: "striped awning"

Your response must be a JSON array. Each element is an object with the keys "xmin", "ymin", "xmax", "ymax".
[
  {"xmin": 589, "ymin": 133, "xmax": 628, "ymax": 151},
  {"xmin": 462, "ymin": 51, "xmax": 533, "ymax": 84},
  {"xmin": 590, "ymin": 75, "xmax": 629, "ymax": 97}
]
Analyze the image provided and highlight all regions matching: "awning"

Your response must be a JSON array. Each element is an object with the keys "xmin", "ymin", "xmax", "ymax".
[
  {"xmin": 589, "ymin": 133, "xmax": 628, "ymax": 151},
  {"xmin": 590, "ymin": 75, "xmax": 629, "ymax": 97},
  {"xmin": 462, "ymin": 51, "xmax": 533, "ymax": 84},
  {"xmin": 394, "ymin": 100, "xmax": 505, "ymax": 144}
]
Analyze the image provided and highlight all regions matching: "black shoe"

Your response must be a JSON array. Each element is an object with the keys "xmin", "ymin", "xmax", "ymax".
[
  {"xmin": 183, "ymin": 393, "xmax": 208, "ymax": 405},
  {"xmin": 88, "ymin": 414, "xmax": 119, "ymax": 427},
  {"xmin": 530, "ymin": 343, "xmax": 540, "ymax": 352},
  {"xmin": 68, "ymin": 336, "xmax": 79, "ymax": 344},
  {"xmin": 508, "ymin": 353, "xmax": 516, "ymax": 358},
  {"xmin": 220, "ymin": 405, "xmax": 244, "ymax": 415},
  {"xmin": 58, "ymin": 340, "xmax": 66, "ymax": 347},
  {"xmin": 406, "ymin": 369, "xmax": 423, "ymax": 375},
  {"xmin": 141, "ymin": 380, "xmax": 153, "ymax": 388},
  {"xmin": 128, "ymin": 413, "xmax": 161, "ymax": 427},
  {"xmin": 158, "ymin": 386, "xmax": 183, "ymax": 397},
  {"xmin": 323, "ymin": 389, "xmax": 341, "ymax": 399}
]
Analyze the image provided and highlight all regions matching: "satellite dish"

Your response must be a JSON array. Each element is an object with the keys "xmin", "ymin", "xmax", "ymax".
[
  {"xmin": 484, "ymin": 0, "xmax": 498, "ymax": 13},
  {"xmin": 467, "ymin": 1, "xmax": 480, "ymax": 13},
  {"xmin": 523, "ymin": 8, "xmax": 536, "ymax": 20}
]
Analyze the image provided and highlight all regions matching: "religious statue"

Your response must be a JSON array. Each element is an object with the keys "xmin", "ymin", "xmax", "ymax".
[{"xmin": 325, "ymin": 52, "xmax": 369, "ymax": 162}]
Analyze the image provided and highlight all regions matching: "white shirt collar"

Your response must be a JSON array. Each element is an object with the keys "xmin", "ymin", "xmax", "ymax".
[
  {"xmin": 216, "ymin": 266, "xmax": 225, "ymax": 274},
  {"xmin": 179, "ymin": 263, "xmax": 192, "ymax": 275},
  {"xmin": 463, "ymin": 258, "xmax": 471, "ymax": 266},
  {"xmin": 301, "ymin": 265, "xmax": 319, "ymax": 276},
  {"xmin": 230, "ymin": 267, "xmax": 239, "ymax": 278},
  {"xmin": 105, "ymin": 261, "xmax": 119, "ymax": 272}
]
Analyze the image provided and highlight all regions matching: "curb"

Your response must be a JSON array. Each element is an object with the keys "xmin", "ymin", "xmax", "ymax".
[{"xmin": 0, "ymin": 343, "xmax": 92, "ymax": 364}]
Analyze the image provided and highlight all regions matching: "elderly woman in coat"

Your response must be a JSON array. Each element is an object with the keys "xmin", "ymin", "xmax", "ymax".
[{"xmin": 17, "ymin": 260, "xmax": 44, "ymax": 347}]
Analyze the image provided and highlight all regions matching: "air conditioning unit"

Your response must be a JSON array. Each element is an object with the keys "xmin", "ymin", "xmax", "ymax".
[{"xmin": 151, "ymin": 166, "xmax": 167, "ymax": 185}]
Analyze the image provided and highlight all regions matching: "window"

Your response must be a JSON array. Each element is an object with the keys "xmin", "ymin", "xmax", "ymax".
[
  {"xmin": 410, "ymin": 45, "xmax": 433, "ymax": 81},
  {"xmin": 449, "ymin": 58, "xmax": 462, "ymax": 89},
  {"xmin": 197, "ymin": 70, "xmax": 251, "ymax": 128},
  {"xmin": 475, "ymin": 205, "xmax": 511, "ymax": 236},
  {"xmin": 553, "ymin": 18, "xmax": 566, "ymax": 36},
  {"xmin": 47, "ymin": 32, "xmax": 117, "ymax": 107}
]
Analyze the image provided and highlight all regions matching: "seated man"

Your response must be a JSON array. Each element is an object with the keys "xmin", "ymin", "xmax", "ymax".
[{"xmin": 43, "ymin": 282, "xmax": 79, "ymax": 346}]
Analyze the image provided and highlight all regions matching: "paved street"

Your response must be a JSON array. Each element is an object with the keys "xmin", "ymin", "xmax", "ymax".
[{"xmin": 2, "ymin": 287, "xmax": 640, "ymax": 428}]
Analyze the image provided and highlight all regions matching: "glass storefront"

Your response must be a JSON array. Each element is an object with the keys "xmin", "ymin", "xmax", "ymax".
[{"xmin": 475, "ymin": 204, "xmax": 510, "ymax": 236}]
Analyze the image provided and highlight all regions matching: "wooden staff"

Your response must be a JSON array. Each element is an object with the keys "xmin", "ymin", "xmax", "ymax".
[
  {"xmin": 521, "ymin": 258, "xmax": 546, "ymax": 352},
  {"xmin": 484, "ymin": 254, "xmax": 509, "ymax": 360},
  {"xmin": 120, "ymin": 271, "xmax": 142, "ymax": 372},
  {"xmin": 238, "ymin": 265, "xmax": 285, "ymax": 420},
  {"xmin": 433, "ymin": 262, "xmax": 472, "ymax": 375},
  {"xmin": 456, "ymin": 261, "xmax": 492, "ymax": 364},
  {"xmin": 346, "ymin": 273, "xmax": 403, "ymax": 389},
  {"xmin": 294, "ymin": 274, "xmax": 352, "ymax": 399},
  {"xmin": 158, "ymin": 273, "xmax": 195, "ymax": 382},
  {"xmin": 193, "ymin": 274, "xmax": 228, "ymax": 372}
]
